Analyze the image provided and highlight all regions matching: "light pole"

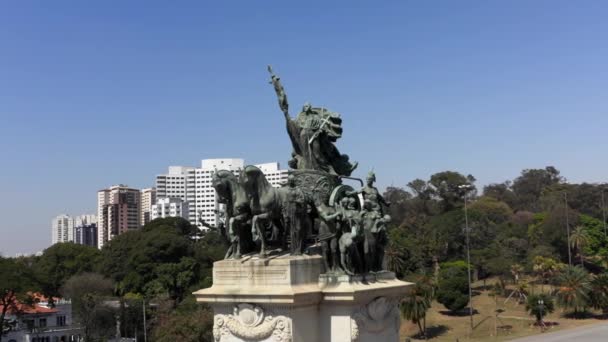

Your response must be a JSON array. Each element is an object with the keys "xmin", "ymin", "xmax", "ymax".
[
  {"xmin": 459, "ymin": 184, "xmax": 474, "ymax": 331},
  {"xmin": 537, "ymin": 299, "xmax": 545, "ymax": 331},
  {"xmin": 564, "ymin": 192, "xmax": 572, "ymax": 266},
  {"xmin": 143, "ymin": 298, "xmax": 147, "ymax": 342},
  {"xmin": 601, "ymin": 187, "xmax": 607, "ymax": 238}
]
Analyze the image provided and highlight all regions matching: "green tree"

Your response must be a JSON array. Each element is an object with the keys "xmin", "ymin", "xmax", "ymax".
[
  {"xmin": 151, "ymin": 297, "xmax": 213, "ymax": 342},
  {"xmin": 554, "ymin": 266, "xmax": 591, "ymax": 315},
  {"xmin": 436, "ymin": 261, "xmax": 470, "ymax": 313},
  {"xmin": 569, "ymin": 225, "xmax": 590, "ymax": 267},
  {"xmin": 525, "ymin": 294, "xmax": 555, "ymax": 324},
  {"xmin": 156, "ymin": 257, "xmax": 198, "ymax": 305},
  {"xmin": 428, "ymin": 171, "xmax": 476, "ymax": 212},
  {"xmin": 532, "ymin": 256, "xmax": 565, "ymax": 292},
  {"xmin": 99, "ymin": 218, "xmax": 195, "ymax": 298},
  {"xmin": 34, "ymin": 242, "xmax": 101, "ymax": 299},
  {"xmin": 401, "ymin": 274, "xmax": 435, "ymax": 338},
  {"xmin": 588, "ymin": 273, "xmax": 608, "ymax": 314},
  {"xmin": 61, "ymin": 273, "xmax": 116, "ymax": 341},
  {"xmin": 511, "ymin": 166, "xmax": 562, "ymax": 212},
  {"xmin": 0, "ymin": 257, "xmax": 36, "ymax": 342},
  {"xmin": 483, "ymin": 181, "xmax": 517, "ymax": 209}
]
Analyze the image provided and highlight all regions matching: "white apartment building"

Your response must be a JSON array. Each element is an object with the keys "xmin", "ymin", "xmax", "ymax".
[
  {"xmin": 155, "ymin": 158, "xmax": 288, "ymax": 229},
  {"xmin": 51, "ymin": 214, "xmax": 97, "ymax": 245},
  {"xmin": 140, "ymin": 187, "xmax": 157, "ymax": 226},
  {"xmin": 73, "ymin": 214, "xmax": 97, "ymax": 227},
  {"xmin": 151, "ymin": 197, "xmax": 190, "ymax": 220},
  {"xmin": 51, "ymin": 214, "xmax": 74, "ymax": 244},
  {"xmin": 97, "ymin": 185, "xmax": 141, "ymax": 248}
]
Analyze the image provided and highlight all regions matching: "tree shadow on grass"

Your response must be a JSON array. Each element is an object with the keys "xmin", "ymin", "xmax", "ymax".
[
  {"xmin": 409, "ymin": 324, "xmax": 449, "ymax": 340},
  {"xmin": 562, "ymin": 311, "xmax": 594, "ymax": 319},
  {"xmin": 439, "ymin": 307, "xmax": 479, "ymax": 316}
]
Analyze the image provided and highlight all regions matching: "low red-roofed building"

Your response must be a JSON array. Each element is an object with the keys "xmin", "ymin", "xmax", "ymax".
[{"xmin": 1, "ymin": 296, "xmax": 81, "ymax": 342}]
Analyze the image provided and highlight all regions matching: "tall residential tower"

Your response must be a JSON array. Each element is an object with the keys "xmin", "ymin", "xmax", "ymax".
[{"xmin": 97, "ymin": 185, "xmax": 141, "ymax": 248}]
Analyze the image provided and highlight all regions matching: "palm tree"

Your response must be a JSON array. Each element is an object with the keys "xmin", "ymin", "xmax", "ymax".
[
  {"xmin": 401, "ymin": 274, "xmax": 435, "ymax": 338},
  {"xmin": 385, "ymin": 241, "xmax": 407, "ymax": 277},
  {"xmin": 532, "ymin": 256, "xmax": 564, "ymax": 292},
  {"xmin": 554, "ymin": 265, "xmax": 591, "ymax": 315},
  {"xmin": 569, "ymin": 225, "xmax": 590, "ymax": 267},
  {"xmin": 510, "ymin": 263, "xmax": 524, "ymax": 283},
  {"xmin": 589, "ymin": 273, "xmax": 608, "ymax": 314},
  {"xmin": 525, "ymin": 293, "xmax": 555, "ymax": 325}
]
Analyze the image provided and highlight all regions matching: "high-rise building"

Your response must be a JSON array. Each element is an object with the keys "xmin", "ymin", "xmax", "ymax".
[
  {"xmin": 155, "ymin": 159, "xmax": 288, "ymax": 229},
  {"xmin": 73, "ymin": 214, "xmax": 97, "ymax": 227},
  {"xmin": 51, "ymin": 214, "xmax": 74, "ymax": 244},
  {"xmin": 151, "ymin": 198, "xmax": 189, "ymax": 221},
  {"xmin": 140, "ymin": 188, "xmax": 156, "ymax": 226},
  {"xmin": 51, "ymin": 214, "xmax": 97, "ymax": 245},
  {"xmin": 97, "ymin": 185, "xmax": 141, "ymax": 248},
  {"xmin": 75, "ymin": 224, "xmax": 98, "ymax": 248}
]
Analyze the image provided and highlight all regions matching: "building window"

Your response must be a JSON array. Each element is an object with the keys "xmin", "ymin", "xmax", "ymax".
[{"xmin": 56, "ymin": 315, "xmax": 66, "ymax": 326}]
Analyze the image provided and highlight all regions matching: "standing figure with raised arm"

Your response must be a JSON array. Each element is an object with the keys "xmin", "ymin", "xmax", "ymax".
[
  {"xmin": 268, "ymin": 66, "xmax": 358, "ymax": 176},
  {"xmin": 348, "ymin": 171, "xmax": 390, "ymax": 214}
]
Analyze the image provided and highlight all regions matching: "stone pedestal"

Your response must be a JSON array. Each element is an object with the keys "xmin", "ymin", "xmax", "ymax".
[{"xmin": 194, "ymin": 255, "xmax": 412, "ymax": 342}]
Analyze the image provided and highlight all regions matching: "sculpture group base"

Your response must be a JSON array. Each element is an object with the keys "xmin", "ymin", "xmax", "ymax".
[{"xmin": 194, "ymin": 255, "xmax": 412, "ymax": 342}]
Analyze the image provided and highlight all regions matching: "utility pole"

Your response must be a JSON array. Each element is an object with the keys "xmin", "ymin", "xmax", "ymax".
[
  {"xmin": 143, "ymin": 298, "xmax": 147, "ymax": 342},
  {"xmin": 565, "ymin": 192, "xmax": 572, "ymax": 266},
  {"xmin": 459, "ymin": 184, "xmax": 474, "ymax": 331},
  {"xmin": 601, "ymin": 188, "xmax": 607, "ymax": 238}
]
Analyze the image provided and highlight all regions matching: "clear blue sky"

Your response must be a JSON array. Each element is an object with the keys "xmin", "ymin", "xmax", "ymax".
[{"xmin": 1, "ymin": 1, "xmax": 607, "ymax": 256}]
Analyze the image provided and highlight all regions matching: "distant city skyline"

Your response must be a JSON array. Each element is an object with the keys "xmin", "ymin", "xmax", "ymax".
[{"xmin": 2, "ymin": 1, "xmax": 608, "ymax": 255}]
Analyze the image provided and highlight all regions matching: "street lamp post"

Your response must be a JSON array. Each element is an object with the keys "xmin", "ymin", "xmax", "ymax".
[
  {"xmin": 459, "ymin": 184, "xmax": 474, "ymax": 331},
  {"xmin": 564, "ymin": 192, "xmax": 572, "ymax": 266},
  {"xmin": 601, "ymin": 187, "xmax": 607, "ymax": 238},
  {"xmin": 537, "ymin": 299, "xmax": 545, "ymax": 331}
]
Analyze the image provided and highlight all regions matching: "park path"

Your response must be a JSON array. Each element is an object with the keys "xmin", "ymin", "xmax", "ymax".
[{"xmin": 510, "ymin": 322, "xmax": 608, "ymax": 341}]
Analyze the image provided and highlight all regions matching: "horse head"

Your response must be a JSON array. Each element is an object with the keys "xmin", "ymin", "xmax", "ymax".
[
  {"xmin": 212, "ymin": 170, "xmax": 238, "ymax": 204},
  {"xmin": 240, "ymin": 165, "xmax": 273, "ymax": 199}
]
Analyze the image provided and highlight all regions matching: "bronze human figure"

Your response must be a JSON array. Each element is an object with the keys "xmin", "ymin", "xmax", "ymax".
[{"xmin": 268, "ymin": 67, "xmax": 358, "ymax": 176}]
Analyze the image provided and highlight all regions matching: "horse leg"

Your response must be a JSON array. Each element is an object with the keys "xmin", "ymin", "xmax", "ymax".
[{"xmin": 252, "ymin": 215, "xmax": 267, "ymax": 257}]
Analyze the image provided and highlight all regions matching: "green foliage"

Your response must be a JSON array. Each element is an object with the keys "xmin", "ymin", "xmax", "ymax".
[
  {"xmin": 99, "ymin": 218, "xmax": 196, "ymax": 297},
  {"xmin": 569, "ymin": 225, "xmax": 590, "ymax": 266},
  {"xmin": 578, "ymin": 214, "xmax": 608, "ymax": 258},
  {"xmin": 33, "ymin": 242, "xmax": 101, "ymax": 298},
  {"xmin": 0, "ymin": 256, "xmax": 37, "ymax": 338},
  {"xmin": 151, "ymin": 296, "xmax": 214, "ymax": 342},
  {"xmin": 554, "ymin": 266, "xmax": 591, "ymax": 314},
  {"xmin": 428, "ymin": 171, "xmax": 476, "ymax": 212},
  {"xmin": 589, "ymin": 273, "xmax": 608, "ymax": 313},
  {"xmin": 511, "ymin": 166, "xmax": 562, "ymax": 212},
  {"xmin": 401, "ymin": 274, "xmax": 435, "ymax": 337},
  {"xmin": 532, "ymin": 256, "xmax": 565, "ymax": 284},
  {"xmin": 525, "ymin": 294, "xmax": 555, "ymax": 322},
  {"xmin": 61, "ymin": 273, "xmax": 116, "ymax": 341},
  {"xmin": 436, "ymin": 261, "xmax": 470, "ymax": 312}
]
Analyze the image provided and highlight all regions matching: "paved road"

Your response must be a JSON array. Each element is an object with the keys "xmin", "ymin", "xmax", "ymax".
[{"xmin": 511, "ymin": 323, "xmax": 608, "ymax": 341}]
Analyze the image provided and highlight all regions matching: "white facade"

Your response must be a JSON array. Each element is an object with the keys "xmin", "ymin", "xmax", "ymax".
[
  {"xmin": 51, "ymin": 214, "xmax": 74, "ymax": 244},
  {"xmin": 151, "ymin": 197, "xmax": 190, "ymax": 220},
  {"xmin": 140, "ymin": 187, "xmax": 157, "ymax": 226},
  {"xmin": 52, "ymin": 214, "xmax": 97, "ymax": 245},
  {"xmin": 3, "ymin": 297, "xmax": 82, "ymax": 342},
  {"xmin": 155, "ymin": 159, "xmax": 289, "ymax": 229}
]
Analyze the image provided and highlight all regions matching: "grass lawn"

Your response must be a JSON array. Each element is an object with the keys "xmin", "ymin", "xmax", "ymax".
[{"xmin": 400, "ymin": 278, "xmax": 607, "ymax": 341}]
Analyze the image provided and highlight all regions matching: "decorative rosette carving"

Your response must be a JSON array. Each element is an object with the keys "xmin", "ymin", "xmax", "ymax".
[
  {"xmin": 213, "ymin": 304, "xmax": 292, "ymax": 342},
  {"xmin": 350, "ymin": 297, "xmax": 400, "ymax": 341}
]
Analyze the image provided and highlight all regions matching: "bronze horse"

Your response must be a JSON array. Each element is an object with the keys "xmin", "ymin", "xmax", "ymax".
[
  {"xmin": 240, "ymin": 165, "xmax": 288, "ymax": 256},
  {"xmin": 211, "ymin": 170, "xmax": 254, "ymax": 259}
]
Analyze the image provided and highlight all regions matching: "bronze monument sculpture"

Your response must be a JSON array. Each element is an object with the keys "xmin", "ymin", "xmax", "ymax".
[{"xmin": 208, "ymin": 66, "xmax": 392, "ymax": 276}]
